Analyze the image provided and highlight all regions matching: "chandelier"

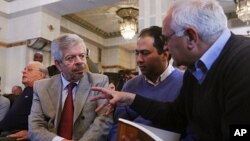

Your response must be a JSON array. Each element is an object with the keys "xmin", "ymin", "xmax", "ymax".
[
  {"xmin": 235, "ymin": 0, "xmax": 250, "ymax": 23},
  {"xmin": 116, "ymin": 7, "xmax": 139, "ymax": 40}
]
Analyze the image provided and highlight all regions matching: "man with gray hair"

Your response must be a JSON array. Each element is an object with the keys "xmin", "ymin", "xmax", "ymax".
[
  {"xmin": 0, "ymin": 76, "xmax": 10, "ymax": 122},
  {"xmin": 0, "ymin": 95, "xmax": 10, "ymax": 122},
  {"xmin": 91, "ymin": 0, "xmax": 250, "ymax": 140},
  {"xmin": 0, "ymin": 61, "xmax": 47, "ymax": 140},
  {"xmin": 29, "ymin": 34, "xmax": 112, "ymax": 141}
]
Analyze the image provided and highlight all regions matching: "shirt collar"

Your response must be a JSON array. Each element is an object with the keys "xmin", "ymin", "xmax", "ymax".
[
  {"xmin": 145, "ymin": 64, "xmax": 175, "ymax": 86},
  {"xmin": 199, "ymin": 28, "xmax": 231, "ymax": 71},
  {"xmin": 60, "ymin": 73, "xmax": 79, "ymax": 90},
  {"xmin": 188, "ymin": 28, "xmax": 231, "ymax": 83}
]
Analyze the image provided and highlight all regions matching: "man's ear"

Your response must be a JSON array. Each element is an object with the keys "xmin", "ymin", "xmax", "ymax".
[
  {"xmin": 54, "ymin": 60, "xmax": 62, "ymax": 72},
  {"xmin": 162, "ymin": 50, "xmax": 170, "ymax": 62},
  {"xmin": 185, "ymin": 28, "xmax": 198, "ymax": 49},
  {"xmin": 41, "ymin": 72, "xmax": 46, "ymax": 78}
]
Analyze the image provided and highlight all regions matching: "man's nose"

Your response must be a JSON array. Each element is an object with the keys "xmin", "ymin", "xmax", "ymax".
[
  {"xmin": 136, "ymin": 54, "xmax": 144, "ymax": 63},
  {"xmin": 22, "ymin": 69, "xmax": 27, "ymax": 74},
  {"xmin": 75, "ymin": 56, "xmax": 85, "ymax": 64}
]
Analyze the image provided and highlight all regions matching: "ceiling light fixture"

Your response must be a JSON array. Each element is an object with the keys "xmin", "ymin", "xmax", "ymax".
[
  {"xmin": 235, "ymin": 0, "xmax": 250, "ymax": 23},
  {"xmin": 116, "ymin": 7, "xmax": 138, "ymax": 40}
]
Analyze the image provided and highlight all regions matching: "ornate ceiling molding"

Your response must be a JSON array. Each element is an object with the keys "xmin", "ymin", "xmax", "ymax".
[
  {"xmin": 63, "ymin": 14, "xmax": 121, "ymax": 39},
  {"xmin": 61, "ymin": 27, "xmax": 105, "ymax": 49}
]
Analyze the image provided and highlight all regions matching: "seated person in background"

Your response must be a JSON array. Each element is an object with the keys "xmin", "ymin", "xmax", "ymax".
[
  {"xmin": 108, "ymin": 80, "xmax": 116, "ymax": 91},
  {"xmin": 47, "ymin": 65, "xmax": 60, "ymax": 77},
  {"xmin": 3, "ymin": 86, "xmax": 23, "ymax": 106},
  {"xmin": 11, "ymin": 86, "xmax": 22, "ymax": 96},
  {"xmin": 28, "ymin": 34, "xmax": 113, "ymax": 141},
  {"xmin": 33, "ymin": 52, "xmax": 43, "ymax": 63},
  {"xmin": 0, "ymin": 61, "xmax": 47, "ymax": 141},
  {"xmin": 0, "ymin": 76, "xmax": 10, "ymax": 122},
  {"xmin": 108, "ymin": 26, "xmax": 186, "ymax": 141},
  {"xmin": 34, "ymin": 51, "xmax": 60, "ymax": 77},
  {"xmin": 0, "ymin": 95, "xmax": 10, "ymax": 122},
  {"xmin": 116, "ymin": 70, "xmax": 136, "ymax": 91}
]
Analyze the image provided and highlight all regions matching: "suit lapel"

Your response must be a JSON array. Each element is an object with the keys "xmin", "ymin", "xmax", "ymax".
[
  {"xmin": 74, "ymin": 72, "xmax": 91, "ymax": 123},
  {"xmin": 47, "ymin": 75, "xmax": 63, "ymax": 131}
]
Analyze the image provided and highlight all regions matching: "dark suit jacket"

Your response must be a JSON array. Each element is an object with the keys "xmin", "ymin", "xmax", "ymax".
[
  {"xmin": 3, "ymin": 94, "xmax": 19, "ymax": 107},
  {"xmin": 0, "ymin": 87, "xmax": 33, "ymax": 131},
  {"xmin": 28, "ymin": 72, "xmax": 113, "ymax": 141},
  {"xmin": 130, "ymin": 33, "xmax": 250, "ymax": 141}
]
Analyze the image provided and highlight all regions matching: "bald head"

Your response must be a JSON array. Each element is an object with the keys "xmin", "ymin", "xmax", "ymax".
[{"xmin": 33, "ymin": 52, "xmax": 43, "ymax": 63}]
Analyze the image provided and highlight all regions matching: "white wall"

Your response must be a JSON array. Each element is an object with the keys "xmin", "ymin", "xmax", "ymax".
[
  {"xmin": 8, "ymin": 12, "xmax": 42, "ymax": 42},
  {"xmin": 41, "ymin": 8, "xmax": 61, "ymax": 41},
  {"xmin": 0, "ymin": 1, "xmax": 8, "ymax": 14},
  {"xmin": 0, "ymin": 15, "xmax": 8, "ymax": 42},
  {"xmin": 101, "ymin": 47, "xmax": 136, "ymax": 72},
  {"xmin": 2, "ymin": 46, "xmax": 27, "ymax": 93},
  {"xmin": 102, "ymin": 48, "xmax": 119, "ymax": 67},
  {"xmin": 118, "ymin": 49, "xmax": 136, "ymax": 69},
  {"xmin": 85, "ymin": 42, "xmax": 99, "ymax": 63}
]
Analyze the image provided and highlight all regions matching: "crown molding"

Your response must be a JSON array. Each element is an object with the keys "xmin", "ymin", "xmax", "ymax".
[
  {"xmin": 63, "ymin": 14, "xmax": 121, "ymax": 39},
  {"xmin": 0, "ymin": 40, "xmax": 27, "ymax": 48},
  {"xmin": 61, "ymin": 27, "xmax": 105, "ymax": 49}
]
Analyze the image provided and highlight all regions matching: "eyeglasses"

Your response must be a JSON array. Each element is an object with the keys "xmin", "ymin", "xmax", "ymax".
[
  {"xmin": 24, "ymin": 67, "xmax": 40, "ymax": 72},
  {"xmin": 163, "ymin": 29, "xmax": 186, "ymax": 46},
  {"xmin": 163, "ymin": 32, "xmax": 176, "ymax": 45}
]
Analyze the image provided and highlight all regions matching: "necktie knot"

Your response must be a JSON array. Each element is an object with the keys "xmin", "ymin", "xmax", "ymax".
[{"xmin": 68, "ymin": 82, "xmax": 76, "ymax": 92}]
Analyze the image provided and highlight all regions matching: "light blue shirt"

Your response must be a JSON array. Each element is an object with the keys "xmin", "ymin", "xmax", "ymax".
[
  {"xmin": 189, "ymin": 28, "xmax": 231, "ymax": 84},
  {"xmin": 61, "ymin": 74, "xmax": 79, "ymax": 108}
]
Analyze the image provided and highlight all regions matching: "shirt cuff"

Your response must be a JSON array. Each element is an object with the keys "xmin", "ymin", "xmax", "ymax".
[{"xmin": 52, "ymin": 136, "xmax": 64, "ymax": 141}]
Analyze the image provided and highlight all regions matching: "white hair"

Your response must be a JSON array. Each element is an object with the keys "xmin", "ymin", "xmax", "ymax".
[
  {"xmin": 51, "ymin": 34, "xmax": 87, "ymax": 61},
  {"xmin": 28, "ymin": 61, "xmax": 48, "ymax": 77},
  {"xmin": 166, "ymin": 0, "xmax": 227, "ymax": 44}
]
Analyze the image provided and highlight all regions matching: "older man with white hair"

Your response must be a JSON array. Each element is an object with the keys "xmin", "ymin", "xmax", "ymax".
[{"xmin": 0, "ymin": 61, "xmax": 47, "ymax": 140}]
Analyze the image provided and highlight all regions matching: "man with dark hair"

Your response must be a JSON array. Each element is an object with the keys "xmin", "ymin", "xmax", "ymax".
[
  {"xmin": 11, "ymin": 86, "xmax": 22, "ymax": 96},
  {"xmin": 3, "ymin": 85, "xmax": 23, "ymax": 106},
  {"xmin": 116, "ymin": 70, "xmax": 136, "ymax": 91},
  {"xmin": 33, "ymin": 52, "xmax": 43, "ymax": 63},
  {"xmin": 91, "ymin": 0, "xmax": 250, "ymax": 140},
  {"xmin": 108, "ymin": 26, "xmax": 184, "ymax": 141}
]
